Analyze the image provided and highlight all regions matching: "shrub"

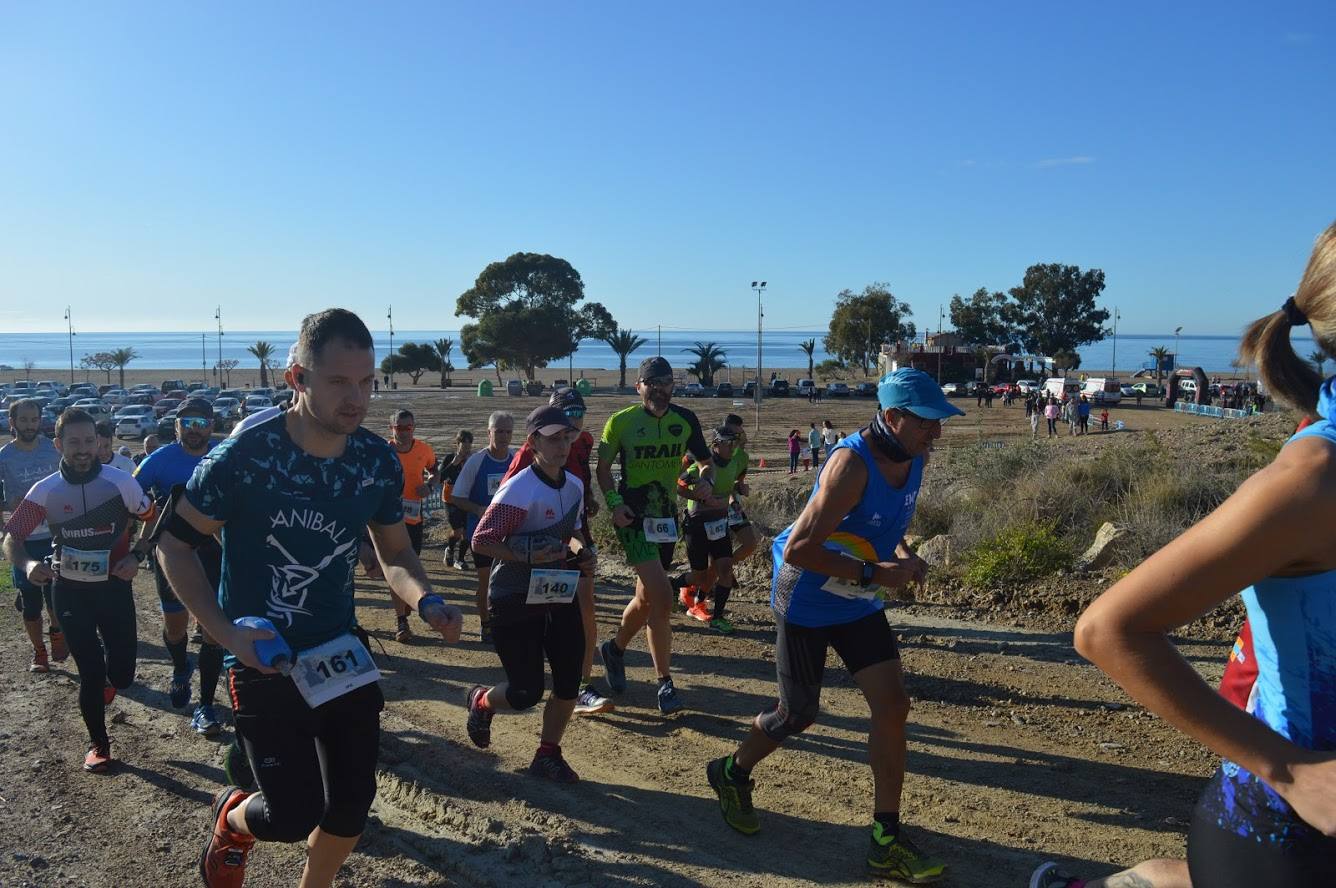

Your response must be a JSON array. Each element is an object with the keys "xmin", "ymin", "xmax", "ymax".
[{"xmin": 963, "ymin": 521, "xmax": 1071, "ymax": 590}]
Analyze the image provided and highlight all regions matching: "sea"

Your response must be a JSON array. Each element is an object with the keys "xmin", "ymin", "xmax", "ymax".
[{"xmin": 0, "ymin": 329, "xmax": 1310, "ymax": 376}]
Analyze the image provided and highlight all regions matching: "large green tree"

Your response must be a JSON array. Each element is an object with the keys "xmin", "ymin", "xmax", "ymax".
[
  {"xmin": 949, "ymin": 288, "xmax": 1014, "ymax": 346},
  {"xmin": 604, "ymin": 327, "xmax": 647, "ymax": 389},
  {"xmin": 1006, "ymin": 263, "xmax": 1110, "ymax": 357},
  {"xmin": 383, "ymin": 342, "xmax": 440, "ymax": 385},
  {"xmin": 823, "ymin": 284, "xmax": 916, "ymax": 376},
  {"xmin": 682, "ymin": 341, "xmax": 728, "ymax": 387},
  {"xmin": 456, "ymin": 253, "xmax": 614, "ymax": 381}
]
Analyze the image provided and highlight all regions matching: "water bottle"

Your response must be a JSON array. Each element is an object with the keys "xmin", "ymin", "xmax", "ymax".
[{"xmin": 232, "ymin": 616, "xmax": 294, "ymax": 675}]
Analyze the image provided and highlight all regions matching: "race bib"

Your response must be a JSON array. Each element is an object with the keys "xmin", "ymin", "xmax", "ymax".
[
  {"xmin": 60, "ymin": 547, "xmax": 111, "ymax": 582},
  {"xmin": 820, "ymin": 557, "xmax": 882, "ymax": 600},
  {"xmin": 487, "ymin": 473, "xmax": 503, "ymax": 496},
  {"xmin": 704, "ymin": 517, "xmax": 729, "ymax": 541},
  {"xmin": 291, "ymin": 633, "xmax": 380, "ymax": 709},
  {"xmin": 727, "ymin": 502, "xmax": 746, "ymax": 527},
  {"xmin": 643, "ymin": 516, "xmax": 677, "ymax": 543},
  {"xmin": 401, "ymin": 498, "xmax": 422, "ymax": 520},
  {"xmin": 526, "ymin": 568, "xmax": 581, "ymax": 605}
]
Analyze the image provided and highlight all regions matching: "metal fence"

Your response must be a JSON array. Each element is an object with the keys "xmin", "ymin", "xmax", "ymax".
[{"xmin": 1173, "ymin": 402, "xmax": 1253, "ymax": 420}]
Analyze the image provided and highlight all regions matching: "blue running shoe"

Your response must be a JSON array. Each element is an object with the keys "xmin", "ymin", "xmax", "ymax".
[
  {"xmin": 169, "ymin": 660, "xmax": 195, "ymax": 709},
  {"xmin": 191, "ymin": 704, "xmax": 222, "ymax": 737},
  {"xmin": 657, "ymin": 678, "xmax": 684, "ymax": 714},
  {"xmin": 598, "ymin": 639, "xmax": 626, "ymax": 694}
]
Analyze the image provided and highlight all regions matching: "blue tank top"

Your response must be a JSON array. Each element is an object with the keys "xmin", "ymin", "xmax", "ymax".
[
  {"xmin": 770, "ymin": 430, "xmax": 923, "ymax": 627},
  {"xmin": 466, "ymin": 450, "xmax": 514, "ymax": 539},
  {"xmin": 1198, "ymin": 402, "xmax": 1336, "ymax": 848}
]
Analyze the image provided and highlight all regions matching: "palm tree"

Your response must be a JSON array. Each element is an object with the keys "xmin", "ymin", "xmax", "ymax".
[
  {"xmin": 604, "ymin": 327, "xmax": 648, "ymax": 390},
  {"xmin": 1149, "ymin": 346, "xmax": 1172, "ymax": 384},
  {"xmin": 682, "ymin": 341, "xmax": 728, "ymax": 388},
  {"xmin": 799, "ymin": 338, "xmax": 816, "ymax": 380},
  {"xmin": 433, "ymin": 338, "xmax": 455, "ymax": 388},
  {"xmin": 247, "ymin": 341, "xmax": 275, "ymax": 388},
  {"xmin": 1311, "ymin": 350, "xmax": 1327, "ymax": 377},
  {"xmin": 109, "ymin": 347, "xmax": 138, "ymax": 390}
]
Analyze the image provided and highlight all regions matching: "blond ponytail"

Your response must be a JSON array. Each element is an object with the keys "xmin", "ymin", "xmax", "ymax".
[{"xmin": 1239, "ymin": 221, "xmax": 1336, "ymax": 416}]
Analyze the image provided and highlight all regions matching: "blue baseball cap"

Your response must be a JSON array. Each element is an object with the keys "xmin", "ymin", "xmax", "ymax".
[{"xmin": 877, "ymin": 368, "xmax": 966, "ymax": 420}]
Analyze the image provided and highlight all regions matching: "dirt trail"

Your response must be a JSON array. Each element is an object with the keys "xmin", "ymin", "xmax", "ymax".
[{"xmin": 0, "ymin": 534, "xmax": 1226, "ymax": 888}]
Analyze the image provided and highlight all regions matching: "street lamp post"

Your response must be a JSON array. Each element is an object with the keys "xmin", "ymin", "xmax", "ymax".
[
  {"xmin": 387, "ymin": 306, "xmax": 394, "ymax": 387},
  {"xmin": 1111, "ymin": 307, "xmax": 1120, "ymax": 378},
  {"xmin": 64, "ymin": 307, "xmax": 75, "ymax": 384},
  {"xmin": 201, "ymin": 333, "xmax": 207, "ymax": 377},
  {"xmin": 215, "ymin": 307, "xmax": 224, "ymax": 381},
  {"xmin": 1174, "ymin": 325, "xmax": 1183, "ymax": 373},
  {"xmin": 751, "ymin": 281, "xmax": 766, "ymax": 432}
]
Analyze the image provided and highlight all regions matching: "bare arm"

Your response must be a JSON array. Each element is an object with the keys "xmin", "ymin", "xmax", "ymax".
[
  {"xmin": 1076, "ymin": 436, "xmax": 1336, "ymax": 833},
  {"xmin": 781, "ymin": 447, "xmax": 913, "ymax": 588}
]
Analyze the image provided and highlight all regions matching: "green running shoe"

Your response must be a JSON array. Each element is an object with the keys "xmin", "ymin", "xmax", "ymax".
[
  {"xmin": 709, "ymin": 616, "xmax": 735, "ymax": 635},
  {"xmin": 866, "ymin": 823, "xmax": 945, "ymax": 883},
  {"xmin": 706, "ymin": 756, "xmax": 759, "ymax": 835}
]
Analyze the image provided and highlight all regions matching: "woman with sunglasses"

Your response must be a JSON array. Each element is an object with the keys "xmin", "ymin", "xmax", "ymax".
[
  {"xmin": 501, "ymin": 387, "xmax": 614, "ymax": 715},
  {"xmin": 707, "ymin": 367, "xmax": 960, "ymax": 883}
]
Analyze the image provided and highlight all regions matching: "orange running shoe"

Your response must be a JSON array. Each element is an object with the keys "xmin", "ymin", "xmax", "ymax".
[
  {"xmin": 49, "ymin": 630, "xmax": 68, "ymax": 662},
  {"xmin": 30, "ymin": 648, "xmax": 50, "ymax": 673},
  {"xmin": 686, "ymin": 600, "xmax": 713, "ymax": 623},
  {"xmin": 678, "ymin": 586, "xmax": 698, "ymax": 611},
  {"xmin": 103, "ymin": 683, "xmax": 116, "ymax": 706},
  {"xmin": 200, "ymin": 787, "xmax": 255, "ymax": 888},
  {"xmin": 83, "ymin": 741, "xmax": 112, "ymax": 773}
]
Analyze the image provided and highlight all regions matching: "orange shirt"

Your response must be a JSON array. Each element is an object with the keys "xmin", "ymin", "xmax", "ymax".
[{"xmin": 391, "ymin": 438, "xmax": 437, "ymax": 525}]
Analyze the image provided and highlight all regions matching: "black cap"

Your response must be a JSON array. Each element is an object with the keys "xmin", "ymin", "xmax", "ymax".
[
  {"xmin": 549, "ymin": 386, "xmax": 585, "ymax": 410},
  {"xmin": 638, "ymin": 356, "xmax": 672, "ymax": 381},
  {"xmin": 525, "ymin": 405, "xmax": 576, "ymax": 437},
  {"xmin": 711, "ymin": 426, "xmax": 740, "ymax": 444},
  {"xmin": 178, "ymin": 397, "xmax": 214, "ymax": 419}
]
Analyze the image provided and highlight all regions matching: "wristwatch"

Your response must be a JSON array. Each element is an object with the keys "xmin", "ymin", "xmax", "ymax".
[{"xmin": 859, "ymin": 561, "xmax": 876, "ymax": 587}]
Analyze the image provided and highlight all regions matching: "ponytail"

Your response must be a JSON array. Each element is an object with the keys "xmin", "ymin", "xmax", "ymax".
[{"xmin": 1239, "ymin": 221, "xmax": 1336, "ymax": 416}]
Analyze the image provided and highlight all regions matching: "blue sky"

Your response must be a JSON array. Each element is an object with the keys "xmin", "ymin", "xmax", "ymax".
[{"xmin": 1, "ymin": 2, "xmax": 1332, "ymax": 336}]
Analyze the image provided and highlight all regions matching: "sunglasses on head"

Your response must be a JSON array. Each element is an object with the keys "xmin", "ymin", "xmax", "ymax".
[{"xmin": 179, "ymin": 416, "xmax": 211, "ymax": 429}]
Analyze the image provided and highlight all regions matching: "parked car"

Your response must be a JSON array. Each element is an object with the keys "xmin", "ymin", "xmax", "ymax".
[
  {"xmin": 742, "ymin": 381, "xmax": 758, "ymax": 399},
  {"xmin": 769, "ymin": 379, "xmax": 790, "ymax": 397},
  {"xmin": 166, "ymin": 389, "xmax": 190, "ymax": 401},
  {"xmin": 243, "ymin": 396, "xmax": 272, "ymax": 416},
  {"xmin": 714, "ymin": 381, "xmax": 734, "ymax": 398},
  {"xmin": 124, "ymin": 393, "xmax": 156, "ymax": 408},
  {"xmin": 1131, "ymin": 382, "xmax": 1163, "ymax": 398},
  {"xmin": 796, "ymin": 379, "xmax": 816, "ymax": 398},
  {"xmin": 941, "ymin": 382, "xmax": 965, "ymax": 397},
  {"xmin": 218, "ymin": 389, "xmax": 245, "ymax": 402},
  {"xmin": 72, "ymin": 400, "xmax": 113, "ymax": 421},
  {"xmin": 113, "ymin": 403, "xmax": 154, "ymax": 422},
  {"xmin": 1015, "ymin": 379, "xmax": 1040, "ymax": 394},
  {"xmin": 39, "ymin": 409, "xmax": 58, "ymax": 437},
  {"xmin": 116, "ymin": 409, "xmax": 158, "ymax": 440},
  {"xmin": 157, "ymin": 410, "xmax": 180, "ymax": 442},
  {"xmin": 153, "ymin": 398, "xmax": 182, "ymax": 418},
  {"xmin": 212, "ymin": 397, "xmax": 241, "ymax": 423},
  {"xmin": 826, "ymin": 382, "xmax": 851, "ymax": 398},
  {"xmin": 35, "ymin": 380, "xmax": 67, "ymax": 396},
  {"xmin": 161, "ymin": 379, "xmax": 188, "ymax": 394},
  {"xmin": 251, "ymin": 387, "xmax": 276, "ymax": 401},
  {"xmin": 684, "ymin": 383, "xmax": 705, "ymax": 398},
  {"xmin": 274, "ymin": 389, "xmax": 294, "ymax": 406},
  {"xmin": 102, "ymin": 389, "xmax": 128, "ymax": 406},
  {"xmin": 855, "ymin": 382, "xmax": 877, "ymax": 398}
]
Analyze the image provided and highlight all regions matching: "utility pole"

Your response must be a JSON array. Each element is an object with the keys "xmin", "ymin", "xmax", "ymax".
[
  {"xmin": 752, "ymin": 281, "xmax": 766, "ymax": 431},
  {"xmin": 201, "ymin": 333, "xmax": 207, "ymax": 376},
  {"xmin": 215, "ymin": 306, "xmax": 224, "ymax": 381},
  {"xmin": 658, "ymin": 324, "xmax": 662, "ymax": 357},
  {"xmin": 1111, "ymin": 306, "xmax": 1120, "ymax": 377},
  {"xmin": 64, "ymin": 307, "xmax": 75, "ymax": 384},
  {"xmin": 387, "ymin": 305, "xmax": 395, "ymax": 386}
]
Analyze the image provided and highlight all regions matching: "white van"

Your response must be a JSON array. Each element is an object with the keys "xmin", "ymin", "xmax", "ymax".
[
  {"xmin": 1081, "ymin": 377, "xmax": 1122, "ymax": 405},
  {"xmin": 1042, "ymin": 377, "xmax": 1081, "ymax": 400}
]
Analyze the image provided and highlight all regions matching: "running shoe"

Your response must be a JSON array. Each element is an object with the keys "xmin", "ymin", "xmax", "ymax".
[
  {"xmin": 191, "ymin": 704, "xmax": 223, "ymax": 737},
  {"xmin": 657, "ymin": 678, "xmax": 684, "ymax": 714},
  {"xmin": 598, "ymin": 639, "xmax": 627, "ymax": 694},
  {"xmin": 30, "ymin": 647, "xmax": 50, "ymax": 673},
  {"xmin": 49, "ymin": 630, "xmax": 68, "ymax": 662},
  {"xmin": 222, "ymin": 741, "xmax": 255, "ymax": 792},
  {"xmin": 479, "ymin": 623, "xmax": 492, "ymax": 645},
  {"xmin": 83, "ymin": 741, "xmax": 112, "ymax": 773},
  {"xmin": 573, "ymin": 685, "xmax": 615, "ymax": 715},
  {"xmin": 678, "ymin": 584, "xmax": 697, "ymax": 611},
  {"xmin": 1028, "ymin": 862, "xmax": 1082, "ymax": 888},
  {"xmin": 465, "ymin": 685, "xmax": 494, "ymax": 748},
  {"xmin": 103, "ymin": 682, "xmax": 117, "ymax": 706},
  {"xmin": 528, "ymin": 747, "xmax": 579, "ymax": 783},
  {"xmin": 686, "ymin": 600, "xmax": 712, "ymax": 623},
  {"xmin": 866, "ymin": 823, "xmax": 946, "ymax": 883},
  {"xmin": 200, "ymin": 787, "xmax": 254, "ymax": 888},
  {"xmin": 395, "ymin": 616, "xmax": 413, "ymax": 644},
  {"xmin": 170, "ymin": 659, "xmax": 195, "ymax": 709},
  {"xmin": 709, "ymin": 616, "xmax": 736, "ymax": 635},
  {"xmin": 706, "ymin": 756, "xmax": 759, "ymax": 835}
]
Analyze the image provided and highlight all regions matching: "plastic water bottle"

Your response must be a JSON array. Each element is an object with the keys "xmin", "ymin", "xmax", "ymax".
[{"xmin": 232, "ymin": 616, "xmax": 294, "ymax": 675}]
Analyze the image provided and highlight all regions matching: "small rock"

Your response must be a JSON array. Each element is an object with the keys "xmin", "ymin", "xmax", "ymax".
[
  {"xmin": 917, "ymin": 535, "xmax": 954, "ymax": 567},
  {"xmin": 1011, "ymin": 713, "xmax": 1027, "ymax": 725},
  {"xmin": 943, "ymin": 814, "xmax": 959, "ymax": 823},
  {"xmin": 1099, "ymin": 741, "xmax": 1125, "ymax": 751},
  {"xmin": 30, "ymin": 856, "xmax": 48, "ymax": 869},
  {"xmin": 1079, "ymin": 522, "xmax": 1129, "ymax": 571},
  {"xmin": 13, "ymin": 852, "xmax": 29, "ymax": 861}
]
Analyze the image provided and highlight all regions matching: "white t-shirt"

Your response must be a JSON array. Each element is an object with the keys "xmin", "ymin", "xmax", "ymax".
[
  {"xmin": 108, "ymin": 453, "xmax": 137, "ymax": 474},
  {"xmin": 822, "ymin": 428, "xmax": 840, "ymax": 447}
]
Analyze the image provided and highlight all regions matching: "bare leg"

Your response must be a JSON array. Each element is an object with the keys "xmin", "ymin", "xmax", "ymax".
[
  {"xmin": 474, "ymin": 568, "xmax": 489, "ymax": 629},
  {"xmin": 731, "ymin": 525, "xmax": 758, "ymax": 565},
  {"xmin": 164, "ymin": 608, "xmax": 189, "ymax": 645},
  {"xmin": 23, "ymin": 619, "xmax": 46, "ymax": 653},
  {"xmin": 614, "ymin": 563, "xmax": 673, "ymax": 677},
  {"xmin": 578, "ymin": 578, "xmax": 596, "ymax": 681},
  {"xmin": 299, "ymin": 829, "xmax": 361, "ymax": 888},
  {"xmin": 852, "ymin": 659, "xmax": 910, "ymax": 813},
  {"xmin": 734, "ymin": 715, "xmax": 782, "ymax": 771},
  {"xmin": 1086, "ymin": 860, "xmax": 1191, "ymax": 888},
  {"xmin": 540, "ymin": 697, "xmax": 577, "ymax": 745}
]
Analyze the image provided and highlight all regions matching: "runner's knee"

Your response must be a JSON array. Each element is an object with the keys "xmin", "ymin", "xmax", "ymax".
[
  {"xmin": 248, "ymin": 791, "xmax": 326, "ymax": 843},
  {"xmin": 758, "ymin": 698, "xmax": 819, "ymax": 741},
  {"xmin": 504, "ymin": 684, "xmax": 544, "ymax": 711}
]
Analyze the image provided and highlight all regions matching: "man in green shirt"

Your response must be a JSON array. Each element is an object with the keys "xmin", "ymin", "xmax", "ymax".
[{"xmin": 597, "ymin": 356, "xmax": 711, "ymax": 714}]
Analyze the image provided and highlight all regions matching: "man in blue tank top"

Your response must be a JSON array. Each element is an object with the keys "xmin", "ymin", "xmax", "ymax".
[{"xmin": 707, "ymin": 368, "xmax": 961, "ymax": 883}]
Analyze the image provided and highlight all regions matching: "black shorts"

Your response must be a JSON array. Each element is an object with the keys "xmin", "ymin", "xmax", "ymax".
[
  {"xmin": 685, "ymin": 516, "xmax": 733, "ymax": 571},
  {"xmin": 151, "ymin": 543, "xmax": 221, "ymax": 615},
  {"xmin": 776, "ymin": 609, "xmax": 898, "ymax": 701},
  {"xmin": 229, "ymin": 664, "xmax": 384, "ymax": 841},
  {"xmin": 406, "ymin": 521, "xmax": 423, "ymax": 555},
  {"xmin": 447, "ymin": 506, "xmax": 466, "ymax": 531},
  {"xmin": 11, "ymin": 537, "xmax": 54, "ymax": 621},
  {"xmin": 473, "ymin": 550, "xmax": 494, "ymax": 570}
]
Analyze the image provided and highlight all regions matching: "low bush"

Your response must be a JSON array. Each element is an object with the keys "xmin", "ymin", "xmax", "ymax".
[{"xmin": 963, "ymin": 521, "xmax": 1071, "ymax": 590}]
